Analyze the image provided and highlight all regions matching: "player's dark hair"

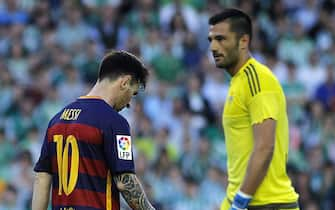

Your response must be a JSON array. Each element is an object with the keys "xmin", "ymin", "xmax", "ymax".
[
  {"xmin": 98, "ymin": 50, "xmax": 149, "ymax": 88},
  {"xmin": 209, "ymin": 8, "xmax": 252, "ymax": 41}
]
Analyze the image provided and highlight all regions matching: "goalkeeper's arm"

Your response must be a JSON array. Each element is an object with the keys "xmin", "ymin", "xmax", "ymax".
[{"xmin": 230, "ymin": 119, "xmax": 276, "ymax": 210}]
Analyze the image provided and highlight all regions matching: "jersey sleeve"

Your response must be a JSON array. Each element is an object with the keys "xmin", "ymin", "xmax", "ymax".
[
  {"xmin": 103, "ymin": 115, "xmax": 135, "ymax": 175},
  {"xmin": 34, "ymin": 131, "xmax": 52, "ymax": 173},
  {"xmin": 248, "ymin": 91, "xmax": 280, "ymax": 125}
]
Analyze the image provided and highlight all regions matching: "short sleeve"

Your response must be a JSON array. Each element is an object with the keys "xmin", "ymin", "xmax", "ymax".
[
  {"xmin": 34, "ymin": 132, "xmax": 52, "ymax": 173},
  {"xmin": 248, "ymin": 92, "xmax": 280, "ymax": 125},
  {"xmin": 103, "ymin": 116, "xmax": 135, "ymax": 174}
]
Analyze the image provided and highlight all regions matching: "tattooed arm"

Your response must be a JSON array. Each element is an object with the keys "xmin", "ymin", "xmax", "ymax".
[{"xmin": 113, "ymin": 173, "xmax": 156, "ymax": 210}]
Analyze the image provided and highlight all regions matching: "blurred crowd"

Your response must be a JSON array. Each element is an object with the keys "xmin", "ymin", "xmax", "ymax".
[{"xmin": 0, "ymin": 0, "xmax": 334, "ymax": 210}]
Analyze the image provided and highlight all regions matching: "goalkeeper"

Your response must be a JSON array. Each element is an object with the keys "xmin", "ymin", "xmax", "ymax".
[{"xmin": 207, "ymin": 8, "xmax": 300, "ymax": 210}]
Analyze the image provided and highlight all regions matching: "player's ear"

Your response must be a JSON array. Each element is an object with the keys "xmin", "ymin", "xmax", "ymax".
[
  {"xmin": 239, "ymin": 34, "xmax": 249, "ymax": 50},
  {"xmin": 120, "ymin": 75, "xmax": 132, "ymax": 90}
]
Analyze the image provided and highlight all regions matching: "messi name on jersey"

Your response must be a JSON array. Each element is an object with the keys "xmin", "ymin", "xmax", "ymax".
[{"xmin": 60, "ymin": 109, "xmax": 82, "ymax": 121}]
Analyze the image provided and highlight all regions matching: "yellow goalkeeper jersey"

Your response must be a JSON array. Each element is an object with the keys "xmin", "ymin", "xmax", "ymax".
[{"xmin": 222, "ymin": 57, "xmax": 298, "ymax": 205}]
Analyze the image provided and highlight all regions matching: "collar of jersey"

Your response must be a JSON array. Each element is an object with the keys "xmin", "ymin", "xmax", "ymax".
[
  {"xmin": 233, "ymin": 57, "xmax": 255, "ymax": 79},
  {"xmin": 78, "ymin": 95, "xmax": 103, "ymax": 100}
]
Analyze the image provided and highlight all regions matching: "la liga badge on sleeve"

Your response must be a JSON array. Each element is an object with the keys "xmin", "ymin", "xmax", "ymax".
[{"xmin": 116, "ymin": 135, "xmax": 132, "ymax": 160}]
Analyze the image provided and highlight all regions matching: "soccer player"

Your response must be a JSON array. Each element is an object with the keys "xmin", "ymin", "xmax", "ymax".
[
  {"xmin": 208, "ymin": 9, "xmax": 300, "ymax": 210},
  {"xmin": 32, "ymin": 51, "xmax": 156, "ymax": 210}
]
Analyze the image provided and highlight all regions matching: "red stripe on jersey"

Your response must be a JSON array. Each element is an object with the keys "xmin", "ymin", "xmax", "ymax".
[
  {"xmin": 52, "ymin": 189, "xmax": 106, "ymax": 209},
  {"xmin": 79, "ymin": 157, "xmax": 108, "ymax": 178},
  {"xmin": 52, "ymin": 189, "xmax": 120, "ymax": 210},
  {"xmin": 52, "ymin": 157, "xmax": 108, "ymax": 178},
  {"xmin": 48, "ymin": 123, "xmax": 103, "ymax": 144}
]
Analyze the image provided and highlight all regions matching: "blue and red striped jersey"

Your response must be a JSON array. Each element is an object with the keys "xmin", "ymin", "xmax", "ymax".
[{"xmin": 34, "ymin": 96, "xmax": 135, "ymax": 210}]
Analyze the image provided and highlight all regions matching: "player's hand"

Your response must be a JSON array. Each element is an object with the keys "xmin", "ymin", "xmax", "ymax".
[{"xmin": 229, "ymin": 191, "xmax": 252, "ymax": 210}]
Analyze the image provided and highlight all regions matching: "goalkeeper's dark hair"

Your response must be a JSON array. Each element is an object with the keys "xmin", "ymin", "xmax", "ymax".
[
  {"xmin": 98, "ymin": 50, "xmax": 149, "ymax": 89},
  {"xmin": 209, "ymin": 8, "xmax": 252, "ymax": 42}
]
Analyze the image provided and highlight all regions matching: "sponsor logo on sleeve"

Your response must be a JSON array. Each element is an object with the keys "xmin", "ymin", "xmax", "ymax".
[{"xmin": 116, "ymin": 135, "xmax": 132, "ymax": 160}]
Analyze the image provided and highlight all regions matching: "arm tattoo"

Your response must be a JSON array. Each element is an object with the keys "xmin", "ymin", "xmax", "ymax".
[{"xmin": 113, "ymin": 173, "xmax": 155, "ymax": 210}]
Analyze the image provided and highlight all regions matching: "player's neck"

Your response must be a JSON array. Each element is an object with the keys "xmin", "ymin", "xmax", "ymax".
[
  {"xmin": 86, "ymin": 81, "xmax": 116, "ymax": 107},
  {"xmin": 229, "ymin": 52, "xmax": 251, "ymax": 76}
]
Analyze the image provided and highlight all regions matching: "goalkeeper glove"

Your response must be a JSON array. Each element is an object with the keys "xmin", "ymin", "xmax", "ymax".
[{"xmin": 229, "ymin": 191, "xmax": 252, "ymax": 210}]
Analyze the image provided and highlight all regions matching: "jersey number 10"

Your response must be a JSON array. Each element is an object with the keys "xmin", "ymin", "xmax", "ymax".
[{"xmin": 53, "ymin": 135, "xmax": 79, "ymax": 196}]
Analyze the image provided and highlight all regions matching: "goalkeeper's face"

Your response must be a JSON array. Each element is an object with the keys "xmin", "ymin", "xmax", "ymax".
[{"xmin": 208, "ymin": 21, "xmax": 240, "ymax": 70}]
